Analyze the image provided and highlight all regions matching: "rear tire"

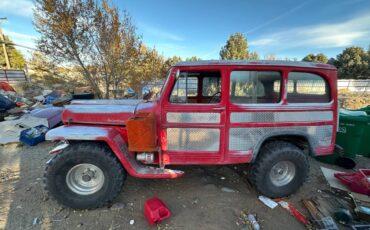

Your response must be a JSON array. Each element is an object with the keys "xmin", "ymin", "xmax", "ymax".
[
  {"xmin": 44, "ymin": 142, "xmax": 126, "ymax": 209},
  {"xmin": 250, "ymin": 141, "xmax": 309, "ymax": 198}
]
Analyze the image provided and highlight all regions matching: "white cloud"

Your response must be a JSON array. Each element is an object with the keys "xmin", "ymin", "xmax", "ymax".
[
  {"xmin": 245, "ymin": 0, "xmax": 311, "ymax": 34},
  {"xmin": 3, "ymin": 29, "xmax": 37, "ymax": 41},
  {"xmin": 200, "ymin": 49, "xmax": 219, "ymax": 60},
  {"xmin": 249, "ymin": 14, "xmax": 370, "ymax": 51},
  {"xmin": 0, "ymin": 0, "xmax": 34, "ymax": 17},
  {"xmin": 147, "ymin": 42, "xmax": 187, "ymax": 58},
  {"xmin": 141, "ymin": 24, "xmax": 184, "ymax": 42}
]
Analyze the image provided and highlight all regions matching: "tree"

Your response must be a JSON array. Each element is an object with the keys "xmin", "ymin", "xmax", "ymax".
[
  {"xmin": 95, "ymin": 3, "xmax": 141, "ymax": 98},
  {"xmin": 249, "ymin": 51, "xmax": 259, "ymax": 60},
  {"xmin": 327, "ymin": 57, "xmax": 339, "ymax": 68},
  {"xmin": 34, "ymin": 0, "xmax": 141, "ymax": 98},
  {"xmin": 302, "ymin": 53, "xmax": 328, "ymax": 63},
  {"xmin": 163, "ymin": 56, "xmax": 182, "ymax": 72},
  {"xmin": 367, "ymin": 45, "xmax": 370, "ymax": 75},
  {"xmin": 336, "ymin": 47, "xmax": 368, "ymax": 79},
  {"xmin": 186, "ymin": 56, "xmax": 201, "ymax": 62},
  {"xmin": 128, "ymin": 44, "xmax": 165, "ymax": 93},
  {"xmin": 264, "ymin": 53, "xmax": 277, "ymax": 60},
  {"xmin": 220, "ymin": 32, "xmax": 249, "ymax": 60},
  {"xmin": 0, "ymin": 35, "xmax": 25, "ymax": 69},
  {"xmin": 28, "ymin": 51, "xmax": 86, "ymax": 88},
  {"xmin": 28, "ymin": 51, "xmax": 60, "ymax": 77}
]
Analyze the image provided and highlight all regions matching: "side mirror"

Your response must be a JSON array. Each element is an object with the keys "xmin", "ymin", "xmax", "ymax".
[{"xmin": 142, "ymin": 86, "xmax": 152, "ymax": 100}]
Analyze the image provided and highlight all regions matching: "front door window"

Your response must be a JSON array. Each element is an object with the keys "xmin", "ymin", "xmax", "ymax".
[{"xmin": 169, "ymin": 71, "xmax": 222, "ymax": 104}]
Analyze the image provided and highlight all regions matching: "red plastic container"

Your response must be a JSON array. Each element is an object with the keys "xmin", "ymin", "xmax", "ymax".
[
  {"xmin": 144, "ymin": 197, "xmax": 171, "ymax": 225},
  {"xmin": 334, "ymin": 169, "xmax": 370, "ymax": 196}
]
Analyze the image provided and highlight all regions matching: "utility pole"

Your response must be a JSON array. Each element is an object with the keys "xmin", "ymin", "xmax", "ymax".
[{"xmin": 0, "ymin": 17, "xmax": 10, "ymax": 69}]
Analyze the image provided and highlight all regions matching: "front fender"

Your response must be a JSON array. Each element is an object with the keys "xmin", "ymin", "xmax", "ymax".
[
  {"xmin": 46, "ymin": 125, "xmax": 135, "ymax": 174},
  {"xmin": 46, "ymin": 125, "xmax": 183, "ymax": 178},
  {"xmin": 46, "ymin": 125, "xmax": 117, "ymax": 141}
]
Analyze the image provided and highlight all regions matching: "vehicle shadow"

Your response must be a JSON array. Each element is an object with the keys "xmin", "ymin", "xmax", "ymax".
[
  {"xmin": 0, "ymin": 141, "xmax": 314, "ymax": 230},
  {"xmin": 0, "ymin": 142, "xmax": 258, "ymax": 230}
]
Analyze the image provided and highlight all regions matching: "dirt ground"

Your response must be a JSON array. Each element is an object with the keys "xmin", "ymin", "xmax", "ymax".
[{"xmin": 0, "ymin": 142, "xmax": 369, "ymax": 230}]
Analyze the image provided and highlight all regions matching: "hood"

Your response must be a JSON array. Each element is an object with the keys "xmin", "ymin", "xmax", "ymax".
[
  {"xmin": 63, "ymin": 99, "xmax": 150, "ymax": 126},
  {"xmin": 71, "ymin": 99, "xmax": 144, "ymax": 106}
]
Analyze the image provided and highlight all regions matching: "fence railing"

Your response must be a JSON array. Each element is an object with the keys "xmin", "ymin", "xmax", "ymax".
[
  {"xmin": 0, "ymin": 69, "xmax": 27, "ymax": 82},
  {"xmin": 338, "ymin": 79, "xmax": 370, "ymax": 94}
]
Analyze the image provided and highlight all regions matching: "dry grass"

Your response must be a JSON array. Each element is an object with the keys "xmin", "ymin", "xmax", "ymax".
[{"xmin": 339, "ymin": 92, "xmax": 370, "ymax": 110}]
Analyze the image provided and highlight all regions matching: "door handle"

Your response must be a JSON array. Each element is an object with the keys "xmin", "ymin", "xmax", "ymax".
[{"xmin": 212, "ymin": 107, "xmax": 225, "ymax": 111}]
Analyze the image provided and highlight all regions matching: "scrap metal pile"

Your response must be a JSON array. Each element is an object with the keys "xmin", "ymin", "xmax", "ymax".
[
  {"xmin": 0, "ymin": 81, "xmax": 72, "ymax": 145},
  {"xmin": 252, "ymin": 168, "xmax": 370, "ymax": 230}
]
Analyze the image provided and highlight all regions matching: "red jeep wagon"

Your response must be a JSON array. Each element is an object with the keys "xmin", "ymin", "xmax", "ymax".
[{"xmin": 45, "ymin": 60, "xmax": 338, "ymax": 209}]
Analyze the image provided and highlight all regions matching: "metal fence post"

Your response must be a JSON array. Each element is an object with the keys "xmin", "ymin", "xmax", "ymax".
[{"xmin": 4, "ymin": 69, "xmax": 8, "ymax": 81}]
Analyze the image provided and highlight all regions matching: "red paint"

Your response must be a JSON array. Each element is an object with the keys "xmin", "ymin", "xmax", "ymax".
[
  {"xmin": 278, "ymin": 200, "xmax": 309, "ymax": 226},
  {"xmin": 334, "ymin": 169, "xmax": 370, "ymax": 196},
  {"xmin": 314, "ymin": 146, "xmax": 335, "ymax": 156},
  {"xmin": 144, "ymin": 197, "xmax": 171, "ymax": 225},
  {"xmin": 52, "ymin": 61, "xmax": 337, "ymax": 178},
  {"xmin": 62, "ymin": 105, "xmax": 135, "ymax": 126},
  {"xmin": 159, "ymin": 64, "xmax": 337, "ymax": 165}
]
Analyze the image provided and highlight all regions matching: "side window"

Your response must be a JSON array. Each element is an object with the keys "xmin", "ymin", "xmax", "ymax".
[
  {"xmin": 203, "ymin": 77, "xmax": 221, "ymax": 96},
  {"xmin": 274, "ymin": 80, "xmax": 294, "ymax": 93},
  {"xmin": 169, "ymin": 74, "xmax": 198, "ymax": 103},
  {"xmin": 287, "ymin": 72, "xmax": 330, "ymax": 103},
  {"xmin": 169, "ymin": 71, "xmax": 221, "ymax": 104},
  {"xmin": 230, "ymin": 71, "xmax": 281, "ymax": 104}
]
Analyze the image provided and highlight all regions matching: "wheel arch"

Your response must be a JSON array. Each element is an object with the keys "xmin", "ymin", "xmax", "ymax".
[
  {"xmin": 251, "ymin": 131, "xmax": 314, "ymax": 162},
  {"xmin": 46, "ymin": 125, "xmax": 184, "ymax": 179},
  {"xmin": 46, "ymin": 125, "xmax": 132, "ymax": 173}
]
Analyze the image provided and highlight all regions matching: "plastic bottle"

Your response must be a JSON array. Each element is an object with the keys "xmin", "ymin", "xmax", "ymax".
[{"xmin": 247, "ymin": 214, "xmax": 260, "ymax": 230}]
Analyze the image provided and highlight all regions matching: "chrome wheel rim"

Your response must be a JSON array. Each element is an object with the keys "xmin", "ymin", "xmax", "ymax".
[
  {"xmin": 269, "ymin": 161, "xmax": 296, "ymax": 187},
  {"xmin": 66, "ymin": 163, "xmax": 105, "ymax": 195}
]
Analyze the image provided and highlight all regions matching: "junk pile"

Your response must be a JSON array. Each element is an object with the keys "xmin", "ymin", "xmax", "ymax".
[
  {"xmin": 0, "ymin": 81, "xmax": 72, "ymax": 145},
  {"xmin": 301, "ymin": 167, "xmax": 370, "ymax": 230},
  {"xmin": 253, "ymin": 167, "xmax": 370, "ymax": 230}
]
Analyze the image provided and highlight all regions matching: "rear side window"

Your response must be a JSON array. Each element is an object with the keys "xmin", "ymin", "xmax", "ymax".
[
  {"xmin": 287, "ymin": 72, "xmax": 330, "ymax": 103},
  {"xmin": 230, "ymin": 71, "xmax": 281, "ymax": 104}
]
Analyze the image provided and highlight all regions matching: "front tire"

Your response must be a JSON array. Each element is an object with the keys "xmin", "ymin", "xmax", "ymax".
[
  {"xmin": 44, "ymin": 143, "xmax": 126, "ymax": 209},
  {"xmin": 250, "ymin": 141, "xmax": 309, "ymax": 198}
]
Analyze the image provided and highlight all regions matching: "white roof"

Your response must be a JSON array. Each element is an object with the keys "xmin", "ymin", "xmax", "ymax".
[{"xmin": 174, "ymin": 60, "xmax": 336, "ymax": 69}]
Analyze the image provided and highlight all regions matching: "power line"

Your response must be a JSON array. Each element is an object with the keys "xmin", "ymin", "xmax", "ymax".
[{"xmin": 0, "ymin": 40, "xmax": 38, "ymax": 51}]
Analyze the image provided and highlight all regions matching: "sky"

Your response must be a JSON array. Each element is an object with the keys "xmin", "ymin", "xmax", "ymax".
[{"xmin": 0, "ymin": 0, "xmax": 370, "ymax": 60}]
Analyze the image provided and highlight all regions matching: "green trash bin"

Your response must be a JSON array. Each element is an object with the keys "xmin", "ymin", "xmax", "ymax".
[
  {"xmin": 336, "ymin": 108, "xmax": 370, "ymax": 157},
  {"xmin": 316, "ymin": 107, "xmax": 370, "ymax": 167},
  {"xmin": 354, "ymin": 106, "xmax": 370, "ymax": 157},
  {"xmin": 358, "ymin": 105, "xmax": 370, "ymax": 114}
]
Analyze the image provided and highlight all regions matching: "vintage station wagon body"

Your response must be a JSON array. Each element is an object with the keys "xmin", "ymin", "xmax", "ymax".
[
  {"xmin": 47, "ymin": 60, "xmax": 337, "ymax": 175},
  {"xmin": 45, "ymin": 60, "xmax": 338, "ymax": 208}
]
